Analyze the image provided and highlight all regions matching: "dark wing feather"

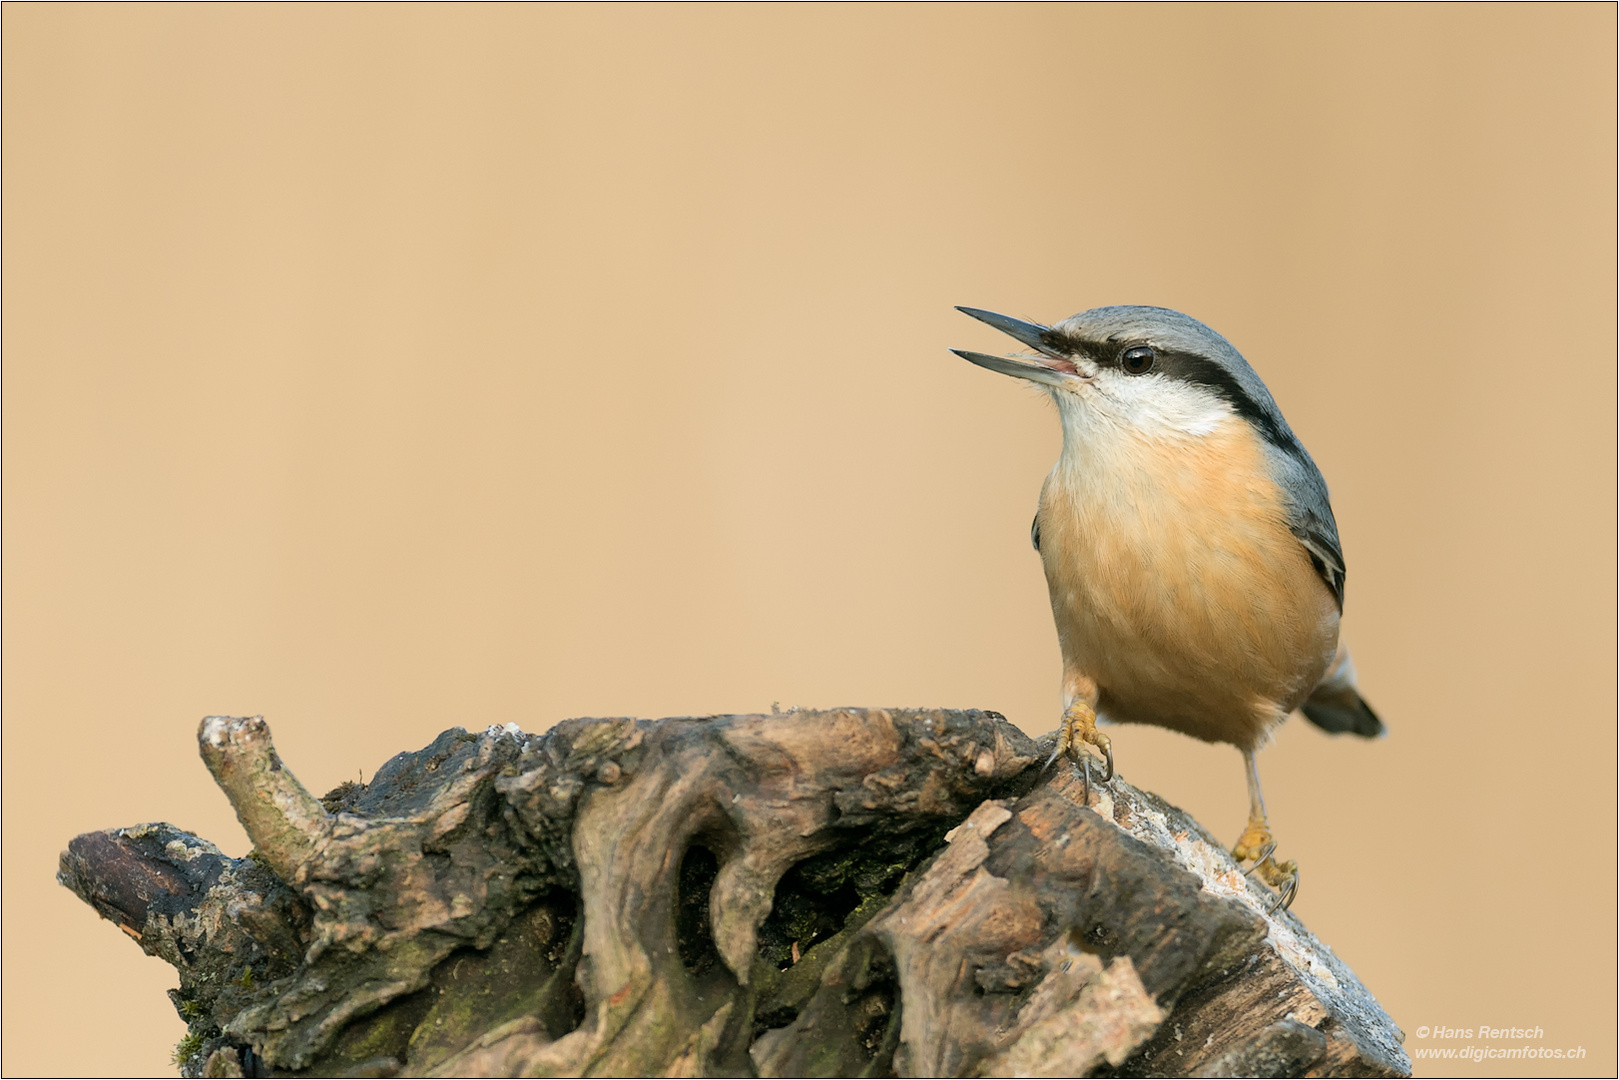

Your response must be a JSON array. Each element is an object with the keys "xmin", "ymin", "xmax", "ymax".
[
  {"xmin": 1265, "ymin": 442, "xmax": 1346, "ymax": 611},
  {"xmin": 1291, "ymin": 512, "xmax": 1345, "ymax": 610}
]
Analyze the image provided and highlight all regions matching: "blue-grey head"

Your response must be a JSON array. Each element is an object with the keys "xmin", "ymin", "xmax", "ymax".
[{"xmin": 952, "ymin": 304, "xmax": 1347, "ymax": 606}]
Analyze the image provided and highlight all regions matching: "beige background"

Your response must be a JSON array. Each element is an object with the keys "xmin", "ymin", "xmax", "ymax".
[{"xmin": 4, "ymin": 6, "xmax": 1614, "ymax": 1077}]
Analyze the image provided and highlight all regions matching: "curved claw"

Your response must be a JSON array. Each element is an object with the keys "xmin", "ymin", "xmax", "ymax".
[
  {"xmin": 1241, "ymin": 841, "xmax": 1278, "ymax": 876},
  {"xmin": 1267, "ymin": 867, "xmax": 1299, "ymax": 915},
  {"xmin": 1098, "ymin": 741, "xmax": 1114, "ymax": 783}
]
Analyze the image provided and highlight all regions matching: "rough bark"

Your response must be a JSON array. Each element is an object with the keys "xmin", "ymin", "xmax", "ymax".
[{"xmin": 59, "ymin": 708, "xmax": 1410, "ymax": 1078}]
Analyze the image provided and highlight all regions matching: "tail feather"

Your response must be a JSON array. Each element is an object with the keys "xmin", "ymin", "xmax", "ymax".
[
  {"xmin": 1300, "ymin": 642, "xmax": 1385, "ymax": 738},
  {"xmin": 1301, "ymin": 691, "xmax": 1384, "ymax": 737}
]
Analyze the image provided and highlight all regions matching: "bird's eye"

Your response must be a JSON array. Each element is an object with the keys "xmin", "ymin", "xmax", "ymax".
[{"xmin": 1120, "ymin": 346, "xmax": 1156, "ymax": 374}]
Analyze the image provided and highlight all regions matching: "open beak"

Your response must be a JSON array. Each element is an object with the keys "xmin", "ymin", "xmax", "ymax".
[{"xmin": 952, "ymin": 306, "xmax": 1078, "ymax": 387}]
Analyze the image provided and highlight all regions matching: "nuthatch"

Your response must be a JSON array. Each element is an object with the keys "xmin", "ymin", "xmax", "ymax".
[{"xmin": 953, "ymin": 305, "xmax": 1383, "ymax": 910}]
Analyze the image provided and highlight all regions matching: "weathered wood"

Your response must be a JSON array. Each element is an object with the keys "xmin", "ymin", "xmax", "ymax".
[{"xmin": 59, "ymin": 709, "xmax": 1410, "ymax": 1078}]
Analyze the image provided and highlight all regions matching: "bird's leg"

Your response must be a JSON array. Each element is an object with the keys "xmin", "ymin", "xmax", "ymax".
[
  {"xmin": 1047, "ymin": 699, "xmax": 1113, "ymax": 781},
  {"xmin": 1232, "ymin": 749, "xmax": 1299, "ymax": 912}
]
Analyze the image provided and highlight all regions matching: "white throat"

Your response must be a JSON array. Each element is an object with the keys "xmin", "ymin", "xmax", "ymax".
[{"xmin": 1049, "ymin": 374, "xmax": 1236, "ymax": 467}]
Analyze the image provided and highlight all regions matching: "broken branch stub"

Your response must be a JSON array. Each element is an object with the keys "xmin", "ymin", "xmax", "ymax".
[
  {"xmin": 197, "ymin": 715, "xmax": 329, "ymax": 886},
  {"xmin": 60, "ymin": 708, "xmax": 1410, "ymax": 1078}
]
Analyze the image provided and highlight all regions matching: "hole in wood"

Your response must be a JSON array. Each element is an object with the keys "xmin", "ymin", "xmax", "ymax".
[
  {"xmin": 675, "ymin": 845, "xmax": 723, "ymax": 980},
  {"xmin": 849, "ymin": 946, "xmax": 900, "ymax": 1067}
]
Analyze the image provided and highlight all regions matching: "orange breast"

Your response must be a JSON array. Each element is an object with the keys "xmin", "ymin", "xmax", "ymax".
[{"xmin": 1038, "ymin": 420, "xmax": 1338, "ymax": 749}]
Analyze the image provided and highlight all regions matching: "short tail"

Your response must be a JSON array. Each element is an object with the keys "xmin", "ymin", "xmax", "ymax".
[{"xmin": 1300, "ymin": 642, "xmax": 1385, "ymax": 738}]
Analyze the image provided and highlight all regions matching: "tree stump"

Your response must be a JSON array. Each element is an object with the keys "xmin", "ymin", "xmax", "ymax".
[{"xmin": 58, "ymin": 708, "xmax": 1410, "ymax": 1078}]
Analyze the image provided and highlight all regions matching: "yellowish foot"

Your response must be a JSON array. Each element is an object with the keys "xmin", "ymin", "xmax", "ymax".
[
  {"xmin": 1231, "ymin": 818, "xmax": 1274, "ymax": 864},
  {"xmin": 1049, "ymin": 701, "xmax": 1113, "ymax": 779},
  {"xmin": 1232, "ymin": 818, "xmax": 1299, "ymax": 911}
]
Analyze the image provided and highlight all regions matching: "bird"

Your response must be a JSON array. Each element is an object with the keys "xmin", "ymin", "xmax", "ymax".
[{"xmin": 951, "ymin": 304, "xmax": 1383, "ymax": 910}]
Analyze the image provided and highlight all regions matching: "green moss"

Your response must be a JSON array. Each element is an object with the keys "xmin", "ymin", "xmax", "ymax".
[
  {"xmin": 315, "ymin": 987, "xmax": 437, "ymax": 1072},
  {"xmin": 171, "ymin": 1031, "xmax": 207, "ymax": 1068},
  {"xmin": 751, "ymin": 823, "xmax": 947, "ymax": 1040},
  {"xmin": 320, "ymin": 779, "xmax": 363, "ymax": 813},
  {"xmin": 755, "ymin": 821, "xmax": 949, "ymax": 974},
  {"xmin": 405, "ymin": 901, "xmax": 586, "ymax": 1072}
]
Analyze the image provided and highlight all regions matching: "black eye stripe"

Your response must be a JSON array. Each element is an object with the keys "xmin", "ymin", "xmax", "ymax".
[
  {"xmin": 1066, "ymin": 333, "xmax": 1300, "ymax": 456},
  {"xmin": 1160, "ymin": 351, "xmax": 1296, "ymax": 452}
]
